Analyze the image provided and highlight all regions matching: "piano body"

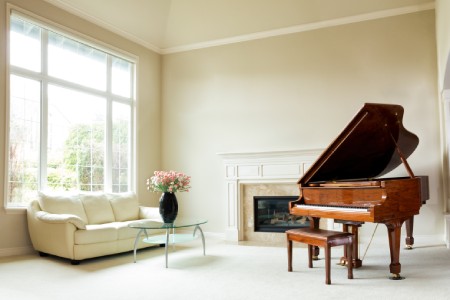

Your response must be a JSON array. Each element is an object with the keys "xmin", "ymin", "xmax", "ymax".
[{"xmin": 289, "ymin": 103, "xmax": 429, "ymax": 279}]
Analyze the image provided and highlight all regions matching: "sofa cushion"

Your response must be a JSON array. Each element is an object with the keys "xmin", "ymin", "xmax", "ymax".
[
  {"xmin": 117, "ymin": 221, "xmax": 166, "ymax": 240},
  {"xmin": 38, "ymin": 192, "xmax": 88, "ymax": 223},
  {"xmin": 115, "ymin": 221, "xmax": 142, "ymax": 240},
  {"xmin": 107, "ymin": 192, "xmax": 139, "ymax": 221},
  {"xmin": 74, "ymin": 223, "xmax": 118, "ymax": 245},
  {"xmin": 80, "ymin": 193, "xmax": 115, "ymax": 224}
]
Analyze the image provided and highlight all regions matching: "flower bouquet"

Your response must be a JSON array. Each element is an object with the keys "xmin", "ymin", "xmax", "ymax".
[{"xmin": 146, "ymin": 170, "xmax": 191, "ymax": 193}]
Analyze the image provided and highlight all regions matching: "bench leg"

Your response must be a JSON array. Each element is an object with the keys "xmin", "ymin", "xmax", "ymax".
[
  {"xmin": 325, "ymin": 245, "xmax": 331, "ymax": 285},
  {"xmin": 307, "ymin": 245, "xmax": 313, "ymax": 268},
  {"xmin": 288, "ymin": 239, "xmax": 293, "ymax": 272},
  {"xmin": 347, "ymin": 237, "xmax": 354, "ymax": 279}
]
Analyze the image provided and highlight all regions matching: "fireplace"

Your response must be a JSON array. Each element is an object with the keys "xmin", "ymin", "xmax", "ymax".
[
  {"xmin": 218, "ymin": 148, "xmax": 323, "ymax": 241},
  {"xmin": 253, "ymin": 196, "xmax": 309, "ymax": 232}
]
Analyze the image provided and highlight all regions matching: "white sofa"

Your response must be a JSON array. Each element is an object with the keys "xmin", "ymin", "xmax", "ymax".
[{"xmin": 27, "ymin": 191, "xmax": 163, "ymax": 264}]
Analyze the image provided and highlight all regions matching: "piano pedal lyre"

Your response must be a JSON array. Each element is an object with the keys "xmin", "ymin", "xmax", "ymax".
[
  {"xmin": 337, "ymin": 257, "xmax": 347, "ymax": 266},
  {"xmin": 312, "ymin": 245, "xmax": 320, "ymax": 260},
  {"xmin": 389, "ymin": 273, "xmax": 405, "ymax": 280},
  {"xmin": 335, "ymin": 220, "xmax": 364, "ymax": 268}
]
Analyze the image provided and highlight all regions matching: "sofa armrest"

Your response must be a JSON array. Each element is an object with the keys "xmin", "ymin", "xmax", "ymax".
[
  {"xmin": 35, "ymin": 211, "xmax": 87, "ymax": 229},
  {"xmin": 27, "ymin": 199, "xmax": 79, "ymax": 260},
  {"xmin": 139, "ymin": 206, "xmax": 162, "ymax": 221}
]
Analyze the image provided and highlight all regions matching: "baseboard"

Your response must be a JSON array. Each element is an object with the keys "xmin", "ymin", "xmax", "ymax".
[
  {"xmin": 0, "ymin": 245, "xmax": 35, "ymax": 257},
  {"xmin": 359, "ymin": 234, "xmax": 445, "ymax": 248},
  {"xmin": 204, "ymin": 231, "xmax": 226, "ymax": 240},
  {"xmin": 445, "ymin": 214, "xmax": 450, "ymax": 248}
]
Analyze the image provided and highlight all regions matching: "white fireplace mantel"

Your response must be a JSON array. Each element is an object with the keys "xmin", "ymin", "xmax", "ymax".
[{"xmin": 218, "ymin": 149, "xmax": 323, "ymax": 241}]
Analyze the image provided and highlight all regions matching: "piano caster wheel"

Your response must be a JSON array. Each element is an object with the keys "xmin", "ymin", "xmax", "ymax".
[
  {"xmin": 312, "ymin": 255, "xmax": 319, "ymax": 261},
  {"xmin": 389, "ymin": 273, "xmax": 405, "ymax": 280},
  {"xmin": 405, "ymin": 244, "xmax": 413, "ymax": 250}
]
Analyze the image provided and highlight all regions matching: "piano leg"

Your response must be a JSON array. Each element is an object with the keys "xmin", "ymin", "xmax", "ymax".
[
  {"xmin": 404, "ymin": 216, "xmax": 414, "ymax": 249},
  {"xmin": 310, "ymin": 217, "xmax": 320, "ymax": 260},
  {"xmin": 385, "ymin": 219, "xmax": 406, "ymax": 280}
]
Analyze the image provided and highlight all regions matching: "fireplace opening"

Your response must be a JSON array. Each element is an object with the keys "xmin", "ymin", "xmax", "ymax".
[{"xmin": 253, "ymin": 196, "xmax": 309, "ymax": 233}]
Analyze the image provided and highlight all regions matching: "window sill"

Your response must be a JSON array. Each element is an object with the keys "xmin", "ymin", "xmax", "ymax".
[{"xmin": 4, "ymin": 206, "xmax": 27, "ymax": 214}]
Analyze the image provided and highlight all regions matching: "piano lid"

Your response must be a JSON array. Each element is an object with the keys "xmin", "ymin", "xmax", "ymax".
[{"xmin": 299, "ymin": 103, "xmax": 419, "ymax": 184}]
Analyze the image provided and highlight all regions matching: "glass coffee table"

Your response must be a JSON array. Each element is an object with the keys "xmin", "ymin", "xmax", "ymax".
[{"xmin": 128, "ymin": 218, "xmax": 207, "ymax": 268}]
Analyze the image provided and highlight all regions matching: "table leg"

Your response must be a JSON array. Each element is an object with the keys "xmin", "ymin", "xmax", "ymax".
[
  {"xmin": 172, "ymin": 227, "xmax": 176, "ymax": 251},
  {"xmin": 165, "ymin": 228, "xmax": 170, "ymax": 268},
  {"xmin": 194, "ymin": 225, "xmax": 206, "ymax": 255},
  {"xmin": 133, "ymin": 228, "xmax": 146, "ymax": 263}
]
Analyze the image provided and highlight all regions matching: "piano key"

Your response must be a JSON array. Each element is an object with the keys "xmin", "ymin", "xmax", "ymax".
[{"xmin": 295, "ymin": 204, "xmax": 369, "ymax": 212}]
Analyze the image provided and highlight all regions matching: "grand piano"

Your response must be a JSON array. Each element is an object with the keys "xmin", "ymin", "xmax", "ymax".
[{"xmin": 289, "ymin": 103, "xmax": 429, "ymax": 280}]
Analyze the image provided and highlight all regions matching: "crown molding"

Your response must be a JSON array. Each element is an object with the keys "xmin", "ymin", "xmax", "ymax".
[
  {"xmin": 43, "ymin": 0, "xmax": 163, "ymax": 54},
  {"xmin": 162, "ymin": 2, "xmax": 435, "ymax": 54},
  {"xmin": 44, "ymin": 1, "xmax": 434, "ymax": 55}
]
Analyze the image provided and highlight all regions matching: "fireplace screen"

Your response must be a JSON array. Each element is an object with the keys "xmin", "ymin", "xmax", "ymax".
[{"xmin": 253, "ymin": 196, "xmax": 309, "ymax": 232}]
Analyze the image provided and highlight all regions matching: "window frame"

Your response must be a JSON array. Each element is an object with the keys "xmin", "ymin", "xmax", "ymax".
[{"xmin": 4, "ymin": 5, "xmax": 138, "ymax": 211}]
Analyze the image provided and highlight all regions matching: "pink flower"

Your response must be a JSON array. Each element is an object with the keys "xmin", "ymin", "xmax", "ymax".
[{"xmin": 146, "ymin": 170, "xmax": 191, "ymax": 193}]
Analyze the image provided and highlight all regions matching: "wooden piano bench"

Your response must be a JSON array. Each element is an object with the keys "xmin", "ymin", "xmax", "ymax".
[{"xmin": 286, "ymin": 228, "xmax": 354, "ymax": 285}]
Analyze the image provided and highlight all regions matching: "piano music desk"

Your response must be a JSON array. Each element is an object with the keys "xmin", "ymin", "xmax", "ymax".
[{"xmin": 286, "ymin": 228, "xmax": 354, "ymax": 285}]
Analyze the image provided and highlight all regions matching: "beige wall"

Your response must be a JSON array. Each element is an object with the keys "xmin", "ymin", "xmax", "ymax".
[
  {"xmin": 162, "ymin": 10, "xmax": 442, "ymax": 240},
  {"xmin": 0, "ymin": 0, "xmax": 161, "ymax": 253}
]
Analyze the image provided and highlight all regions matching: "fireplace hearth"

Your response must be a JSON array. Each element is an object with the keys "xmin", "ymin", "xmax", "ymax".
[{"xmin": 253, "ymin": 196, "xmax": 309, "ymax": 232}]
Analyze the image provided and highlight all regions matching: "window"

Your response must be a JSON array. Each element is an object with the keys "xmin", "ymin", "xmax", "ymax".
[{"xmin": 6, "ymin": 11, "xmax": 136, "ymax": 207}]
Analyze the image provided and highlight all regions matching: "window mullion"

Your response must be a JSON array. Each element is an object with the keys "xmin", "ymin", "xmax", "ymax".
[
  {"xmin": 129, "ymin": 63, "xmax": 136, "ymax": 191},
  {"xmin": 39, "ymin": 29, "xmax": 49, "ymax": 191},
  {"xmin": 105, "ymin": 56, "xmax": 113, "ymax": 192}
]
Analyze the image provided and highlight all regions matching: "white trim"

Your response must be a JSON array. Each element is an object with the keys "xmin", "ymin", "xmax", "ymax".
[
  {"xmin": 359, "ymin": 233, "xmax": 445, "ymax": 247},
  {"xmin": 441, "ymin": 89, "xmax": 450, "ymax": 249},
  {"xmin": 218, "ymin": 149, "xmax": 323, "ymax": 241},
  {"xmin": 161, "ymin": 2, "xmax": 435, "ymax": 54},
  {"xmin": 3, "ymin": 207, "xmax": 26, "ymax": 214},
  {"xmin": 204, "ymin": 231, "xmax": 226, "ymax": 241},
  {"xmin": 3, "ymin": 4, "xmax": 12, "ymax": 210},
  {"xmin": 8, "ymin": 4, "xmax": 139, "ymax": 62},
  {"xmin": 43, "ymin": 1, "xmax": 434, "ymax": 55},
  {"xmin": 446, "ymin": 214, "xmax": 450, "ymax": 248},
  {"xmin": 5, "ymin": 7, "xmax": 137, "ymax": 207},
  {"xmin": 443, "ymin": 89, "xmax": 450, "ymax": 100},
  {"xmin": 43, "ymin": 0, "xmax": 161, "ymax": 54}
]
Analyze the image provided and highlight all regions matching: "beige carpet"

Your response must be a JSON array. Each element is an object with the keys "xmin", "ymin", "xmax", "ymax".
[{"xmin": 0, "ymin": 237, "xmax": 449, "ymax": 300}]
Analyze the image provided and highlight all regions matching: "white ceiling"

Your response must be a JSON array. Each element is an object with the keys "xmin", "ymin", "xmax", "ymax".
[{"xmin": 43, "ymin": 0, "xmax": 434, "ymax": 54}]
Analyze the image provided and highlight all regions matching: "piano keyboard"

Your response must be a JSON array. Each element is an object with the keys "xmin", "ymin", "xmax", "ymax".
[{"xmin": 295, "ymin": 204, "xmax": 369, "ymax": 212}]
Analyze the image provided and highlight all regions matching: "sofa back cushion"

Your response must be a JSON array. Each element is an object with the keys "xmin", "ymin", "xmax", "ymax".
[
  {"xmin": 80, "ymin": 193, "xmax": 115, "ymax": 224},
  {"xmin": 38, "ymin": 192, "xmax": 88, "ymax": 223},
  {"xmin": 107, "ymin": 192, "xmax": 139, "ymax": 221}
]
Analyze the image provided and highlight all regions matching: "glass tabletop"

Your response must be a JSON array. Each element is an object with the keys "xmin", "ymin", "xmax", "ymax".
[{"xmin": 128, "ymin": 218, "xmax": 207, "ymax": 229}]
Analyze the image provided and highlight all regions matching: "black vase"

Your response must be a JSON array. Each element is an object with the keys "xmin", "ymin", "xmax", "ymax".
[{"xmin": 159, "ymin": 192, "xmax": 178, "ymax": 223}]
